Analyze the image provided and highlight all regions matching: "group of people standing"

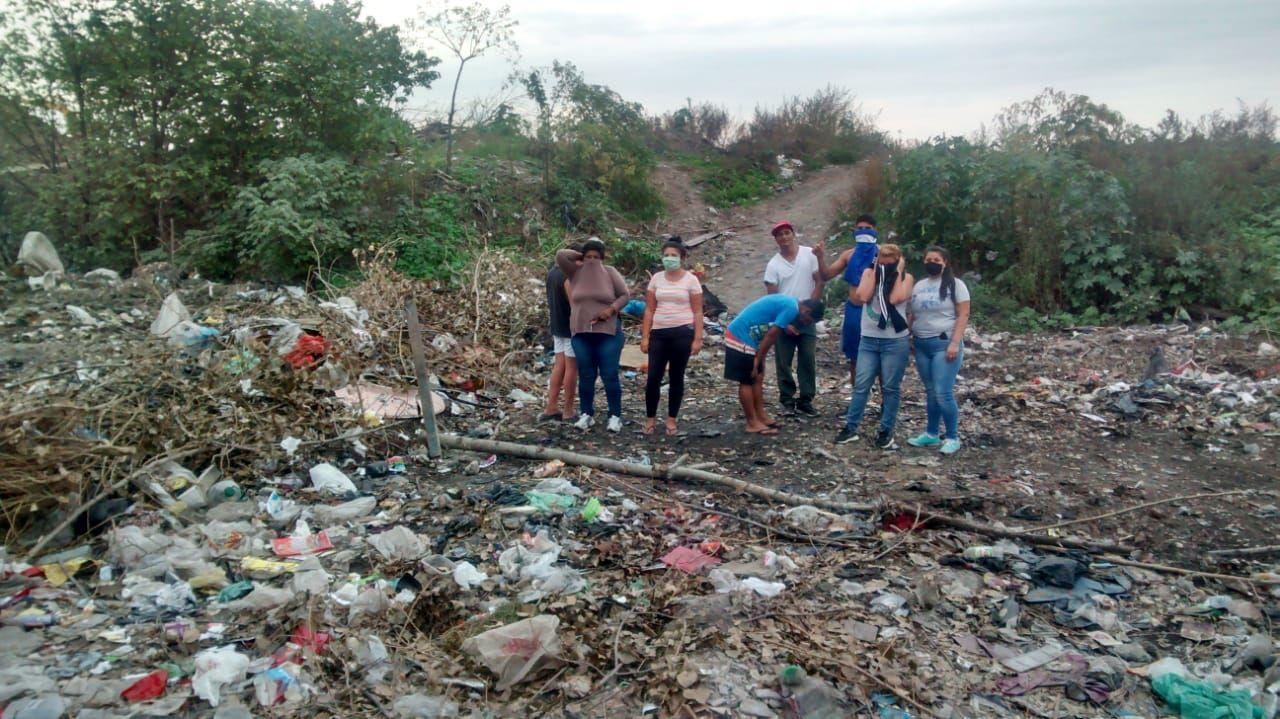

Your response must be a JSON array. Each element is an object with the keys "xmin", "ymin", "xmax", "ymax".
[{"xmin": 540, "ymin": 214, "xmax": 971, "ymax": 453}]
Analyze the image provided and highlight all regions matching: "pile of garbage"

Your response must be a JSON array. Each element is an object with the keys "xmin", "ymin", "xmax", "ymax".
[{"xmin": 2, "ymin": 234, "xmax": 1278, "ymax": 718}]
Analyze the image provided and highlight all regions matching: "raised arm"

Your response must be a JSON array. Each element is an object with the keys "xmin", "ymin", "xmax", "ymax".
[
  {"xmin": 852, "ymin": 267, "xmax": 876, "ymax": 305},
  {"xmin": 822, "ymin": 248, "xmax": 853, "ymax": 281},
  {"xmin": 889, "ymin": 268, "xmax": 913, "ymax": 305},
  {"xmin": 555, "ymin": 248, "xmax": 582, "ymax": 278}
]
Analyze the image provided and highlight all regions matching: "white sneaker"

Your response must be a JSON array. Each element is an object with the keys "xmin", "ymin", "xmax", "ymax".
[
  {"xmin": 606, "ymin": 415, "xmax": 622, "ymax": 433},
  {"xmin": 574, "ymin": 414, "xmax": 595, "ymax": 430}
]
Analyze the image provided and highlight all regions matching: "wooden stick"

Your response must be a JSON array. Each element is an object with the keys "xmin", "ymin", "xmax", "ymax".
[
  {"xmin": 1030, "ymin": 490, "xmax": 1255, "ymax": 532},
  {"xmin": 1099, "ymin": 554, "xmax": 1273, "ymax": 584},
  {"xmin": 404, "ymin": 299, "xmax": 441, "ymax": 459},
  {"xmin": 1207, "ymin": 544, "xmax": 1280, "ymax": 558},
  {"xmin": 439, "ymin": 435, "xmax": 1133, "ymax": 553},
  {"xmin": 439, "ymin": 434, "xmax": 877, "ymax": 513}
]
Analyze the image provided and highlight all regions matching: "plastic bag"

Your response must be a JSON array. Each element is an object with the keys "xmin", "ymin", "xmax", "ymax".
[
  {"xmin": 345, "ymin": 635, "xmax": 389, "ymax": 684},
  {"xmin": 393, "ymin": 694, "xmax": 460, "ymax": 718},
  {"xmin": 533, "ymin": 478, "xmax": 582, "ymax": 496},
  {"xmin": 369, "ymin": 526, "xmax": 425, "ymax": 561},
  {"xmin": 350, "ymin": 586, "xmax": 392, "ymax": 624},
  {"xmin": 309, "ymin": 463, "xmax": 357, "ymax": 495},
  {"xmin": 292, "ymin": 556, "xmax": 331, "ymax": 595},
  {"xmin": 1, "ymin": 694, "xmax": 66, "ymax": 719},
  {"xmin": 739, "ymin": 577, "xmax": 786, "ymax": 598},
  {"xmin": 518, "ymin": 566, "xmax": 585, "ymax": 603},
  {"xmin": 526, "ymin": 490, "xmax": 575, "ymax": 514},
  {"xmin": 1151, "ymin": 673, "xmax": 1265, "ymax": 719},
  {"xmin": 461, "ymin": 615, "xmax": 562, "ymax": 690},
  {"xmin": 17, "ymin": 231, "xmax": 64, "ymax": 275},
  {"xmin": 498, "ymin": 532, "xmax": 561, "ymax": 581},
  {"xmin": 121, "ymin": 670, "xmax": 168, "ymax": 702},
  {"xmin": 223, "ymin": 584, "xmax": 293, "ymax": 611},
  {"xmin": 107, "ymin": 525, "xmax": 174, "ymax": 569},
  {"xmin": 253, "ymin": 663, "xmax": 305, "ymax": 707},
  {"xmin": 150, "ymin": 292, "xmax": 191, "ymax": 338},
  {"xmin": 192, "ymin": 646, "xmax": 250, "ymax": 707},
  {"xmin": 315, "ymin": 496, "xmax": 377, "ymax": 524},
  {"xmin": 452, "ymin": 561, "xmax": 488, "ymax": 590}
]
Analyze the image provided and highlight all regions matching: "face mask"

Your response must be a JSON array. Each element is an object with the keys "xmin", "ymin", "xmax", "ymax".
[
  {"xmin": 924, "ymin": 262, "xmax": 944, "ymax": 276},
  {"xmin": 662, "ymin": 255, "xmax": 681, "ymax": 271}
]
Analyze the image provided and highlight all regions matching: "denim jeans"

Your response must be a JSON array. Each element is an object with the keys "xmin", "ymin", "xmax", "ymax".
[
  {"xmin": 844, "ymin": 335, "xmax": 910, "ymax": 434},
  {"xmin": 913, "ymin": 335, "xmax": 963, "ymax": 440},
  {"xmin": 571, "ymin": 329, "xmax": 624, "ymax": 418}
]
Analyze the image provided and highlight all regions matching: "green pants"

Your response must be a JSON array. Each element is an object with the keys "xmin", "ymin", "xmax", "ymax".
[{"xmin": 774, "ymin": 329, "xmax": 817, "ymax": 406}]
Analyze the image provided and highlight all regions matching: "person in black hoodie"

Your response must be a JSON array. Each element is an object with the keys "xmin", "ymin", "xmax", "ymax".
[{"xmin": 833, "ymin": 243, "xmax": 914, "ymax": 449}]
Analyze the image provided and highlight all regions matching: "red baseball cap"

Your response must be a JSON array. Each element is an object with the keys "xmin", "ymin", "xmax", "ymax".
[{"xmin": 771, "ymin": 220, "xmax": 794, "ymax": 236}]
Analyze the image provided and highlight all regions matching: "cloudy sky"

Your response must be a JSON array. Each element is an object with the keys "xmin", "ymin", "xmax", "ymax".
[{"xmin": 365, "ymin": 0, "xmax": 1280, "ymax": 140}]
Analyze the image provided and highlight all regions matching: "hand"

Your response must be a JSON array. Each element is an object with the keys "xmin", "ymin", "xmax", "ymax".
[
  {"xmin": 640, "ymin": 338, "xmax": 649, "ymax": 353},
  {"xmin": 946, "ymin": 343, "xmax": 960, "ymax": 362},
  {"xmin": 814, "ymin": 238, "xmax": 826, "ymax": 257},
  {"xmin": 594, "ymin": 308, "xmax": 614, "ymax": 323},
  {"xmin": 897, "ymin": 256, "xmax": 906, "ymax": 273},
  {"xmin": 691, "ymin": 338, "xmax": 702, "ymax": 355},
  {"xmin": 751, "ymin": 361, "xmax": 763, "ymax": 379}
]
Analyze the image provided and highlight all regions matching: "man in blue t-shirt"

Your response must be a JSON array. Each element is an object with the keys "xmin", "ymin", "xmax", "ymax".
[{"xmin": 724, "ymin": 294, "xmax": 825, "ymax": 435}]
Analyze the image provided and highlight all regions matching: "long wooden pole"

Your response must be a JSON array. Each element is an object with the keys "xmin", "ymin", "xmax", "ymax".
[
  {"xmin": 438, "ymin": 434, "xmax": 1134, "ymax": 554},
  {"xmin": 405, "ymin": 299, "xmax": 441, "ymax": 459}
]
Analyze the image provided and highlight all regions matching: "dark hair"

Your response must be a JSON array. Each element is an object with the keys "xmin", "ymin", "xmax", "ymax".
[
  {"xmin": 855, "ymin": 213, "xmax": 876, "ymax": 227},
  {"xmin": 568, "ymin": 241, "xmax": 585, "ymax": 253},
  {"xmin": 582, "ymin": 238, "xmax": 606, "ymax": 258},
  {"xmin": 799, "ymin": 298, "xmax": 826, "ymax": 323},
  {"xmin": 661, "ymin": 236, "xmax": 687, "ymax": 258},
  {"xmin": 924, "ymin": 245, "xmax": 956, "ymax": 302}
]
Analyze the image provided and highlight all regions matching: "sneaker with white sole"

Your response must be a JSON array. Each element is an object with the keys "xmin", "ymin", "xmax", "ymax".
[
  {"xmin": 874, "ymin": 430, "xmax": 897, "ymax": 450},
  {"xmin": 907, "ymin": 432, "xmax": 941, "ymax": 447},
  {"xmin": 606, "ymin": 415, "xmax": 622, "ymax": 433},
  {"xmin": 940, "ymin": 438, "xmax": 962, "ymax": 455},
  {"xmin": 833, "ymin": 426, "xmax": 859, "ymax": 444},
  {"xmin": 574, "ymin": 414, "xmax": 595, "ymax": 430}
]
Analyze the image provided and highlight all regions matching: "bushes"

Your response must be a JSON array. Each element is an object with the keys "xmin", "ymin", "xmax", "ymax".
[
  {"xmin": 885, "ymin": 91, "xmax": 1280, "ymax": 325},
  {"xmin": 733, "ymin": 86, "xmax": 888, "ymax": 168}
]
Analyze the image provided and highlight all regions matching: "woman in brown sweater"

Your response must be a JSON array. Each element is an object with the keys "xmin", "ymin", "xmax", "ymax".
[{"xmin": 555, "ymin": 238, "xmax": 630, "ymax": 432}]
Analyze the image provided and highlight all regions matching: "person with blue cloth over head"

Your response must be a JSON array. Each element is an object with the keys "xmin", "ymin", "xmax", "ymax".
[{"xmin": 819, "ymin": 213, "xmax": 880, "ymax": 389}]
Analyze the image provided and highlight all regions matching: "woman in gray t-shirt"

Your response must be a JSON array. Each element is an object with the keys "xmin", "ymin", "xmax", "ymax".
[{"xmin": 906, "ymin": 246, "xmax": 971, "ymax": 455}]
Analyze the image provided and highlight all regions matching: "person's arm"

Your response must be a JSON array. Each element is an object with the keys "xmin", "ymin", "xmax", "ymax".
[
  {"xmin": 764, "ymin": 261, "xmax": 779, "ymax": 295},
  {"xmin": 822, "ymin": 248, "xmax": 852, "ymax": 281},
  {"xmin": 555, "ymin": 249, "xmax": 582, "ymax": 278},
  {"xmin": 641, "ymin": 286, "xmax": 657, "ymax": 353},
  {"xmin": 948, "ymin": 301, "xmax": 971, "ymax": 361},
  {"xmin": 811, "ymin": 242, "xmax": 827, "ymax": 300},
  {"xmin": 605, "ymin": 267, "xmax": 630, "ymax": 315},
  {"xmin": 564, "ymin": 278, "xmax": 572, "ymax": 304},
  {"xmin": 754, "ymin": 326, "xmax": 784, "ymax": 377},
  {"xmin": 852, "ymin": 267, "xmax": 876, "ymax": 304},
  {"xmin": 690, "ymin": 290, "xmax": 704, "ymax": 354},
  {"xmin": 888, "ymin": 259, "xmax": 912, "ymax": 305}
]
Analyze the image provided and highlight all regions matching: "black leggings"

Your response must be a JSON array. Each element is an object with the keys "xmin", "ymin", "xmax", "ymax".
[{"xmin": 646, "ymin": 325, "xmax": 694, "ymax": 418}]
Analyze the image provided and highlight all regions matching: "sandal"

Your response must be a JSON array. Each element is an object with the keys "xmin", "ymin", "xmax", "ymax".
[{"xmin": 537, "ymin": 411, "xmax": 562, "ymax": 423}]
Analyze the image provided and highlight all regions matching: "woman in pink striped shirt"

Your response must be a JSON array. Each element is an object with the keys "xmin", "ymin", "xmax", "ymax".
[{"xmin": 640, "ymin": 238, "xmax": 704, "ymax": 435}]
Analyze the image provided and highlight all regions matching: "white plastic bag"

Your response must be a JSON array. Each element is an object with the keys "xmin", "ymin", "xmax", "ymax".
[
  {"xmin": 533, "ymin": 477, "xmax": 582, "ymax": 496},
  {"xmin": 315, "ymin": 496, "xmax": 377, "ymax": 524},
  {"xmin": 223, "ymin": 584, "xmax": 294, "ymax": 611},
  {"xmin": 192, "ymin": 645, "xmax": 250, "ymax": 706},
  {"xmin": 393, "ymin": 693, "xmax": 459, "ymax": 718},
  {"xmin": 309, "ymin": 463, "xmax": 357, "ymax": 495},
  {"xmin": 17, "ymin": 231, "xmax": 64, "ymax": 275},
  {"xmin": 369, "ymin": 526, "xmax": 424, "ymax": 561},
  {"xmin": 452, "ymin": 561, "xmax": 488, "ymax": 590},
  {"xmin": 461, "ymin": 615, "xmax": 562, "ymax": 690},
  {"xmin": 150, "ymin": 291, "xmax": 191, "ymax": 337},
  {"xmin": 739, "ymin": 577, "xmax": 786, "ymax": 598}
]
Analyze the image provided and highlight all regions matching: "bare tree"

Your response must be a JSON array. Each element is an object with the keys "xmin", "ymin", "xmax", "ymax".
[{"xmin": 415, "ymin": 2, "xmax": 518, "ymax": 173}]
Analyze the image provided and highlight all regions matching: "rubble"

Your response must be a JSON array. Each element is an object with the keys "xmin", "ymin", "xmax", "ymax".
[{"xmin": 1, "ymin": 247, "xmax": 1277, "ymax": 718}]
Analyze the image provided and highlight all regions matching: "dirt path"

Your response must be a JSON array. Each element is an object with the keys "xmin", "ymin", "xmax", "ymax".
[{"xmin": 653, "ymin": 161, "xmax": 869, "ymax": 313}]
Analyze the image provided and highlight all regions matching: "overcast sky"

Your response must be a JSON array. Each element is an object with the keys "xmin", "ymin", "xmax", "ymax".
[{"xmin": 365, "ymin": 0, "xmax": 1280, "ymax": 140}]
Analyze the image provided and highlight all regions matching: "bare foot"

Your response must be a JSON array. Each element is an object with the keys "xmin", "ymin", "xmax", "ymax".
[
  {"xmin": 745, "ymin": 423, "xmax": 779, "ymax": 435},
  {"xmin": 643, "ymin": 418, "xmax": 656, "ymax": 435},
  {"xmin": 665, "ymin": 418, "xmax": 678, "ymax": 436},
  {"xmin": 761, "ymin": 415, "xmax": 779, "ymax": 428}
]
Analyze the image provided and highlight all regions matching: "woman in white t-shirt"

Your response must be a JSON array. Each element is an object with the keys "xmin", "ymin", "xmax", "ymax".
[
  {"xmin": 640, "ymin": 239, "xmax": 704, "ymax": 435},
  {"xmin": 906, "ymin": 246, "xmax": 971, "ymax": 455}
]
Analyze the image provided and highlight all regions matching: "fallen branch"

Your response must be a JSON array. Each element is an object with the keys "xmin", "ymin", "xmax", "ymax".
[
  {"xmin": 1030, "ymin": 490, "xmax": 1255, "ymax": 532},
  {"xmin": 440, "ymin": 434, "xmax": 878, "ymax": 513},
  {"xmin": 440, "ymin": 435, "xmax": 1134, "ymax": 554},
  {"xmin": 1207, "ymin": 544, "xmax": 1280, "ymax": 559}
]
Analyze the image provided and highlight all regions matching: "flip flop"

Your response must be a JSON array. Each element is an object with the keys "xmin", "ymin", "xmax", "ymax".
[
  {"xmin": 642, "ymin": 423, "xmax": 656, "ymax": 435},
  {"xmin": 537, "ymin": 412, "xmax": 562, "ymax": 422},
  {"xmin": 746, "ymin": 426, "xmax": 779, "ymax": 436},
  {"xmin": 665, "ymin": 423, "xmax": 678, "ymax": 436}
]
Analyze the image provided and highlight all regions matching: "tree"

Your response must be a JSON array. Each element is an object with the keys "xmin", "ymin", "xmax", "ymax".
[
  {"xmin": 415, "ymin": 1, "xmax": 517, "ymax": 173},
  {"xmin": 0, "ymin": 0, "xmax": 439, "ymax": 269}
]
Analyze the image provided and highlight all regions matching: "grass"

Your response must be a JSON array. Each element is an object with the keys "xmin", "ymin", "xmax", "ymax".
[{"xmin": 672, "ymin": 152, "xmax": 779, "ymax": 208}]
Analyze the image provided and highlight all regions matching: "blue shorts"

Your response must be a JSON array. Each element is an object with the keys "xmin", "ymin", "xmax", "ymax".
[{"xmin": 841, "ymin": 302, "xmax": 863, "ymax": 360}]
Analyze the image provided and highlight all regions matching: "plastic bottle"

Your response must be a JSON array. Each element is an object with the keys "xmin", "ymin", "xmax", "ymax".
[
  {"xmin": 208, "ymin": 480, "xmax": 243, "ymax": 504},
  {"xmin": 778, "ymin": 665, "xmax": 844, "ymax": 719},
  {"xmin": 963, "ymin": 545, "xmax": 1005, "ymax": 560}
]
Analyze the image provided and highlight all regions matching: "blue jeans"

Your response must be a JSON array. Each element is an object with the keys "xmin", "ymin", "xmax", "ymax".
[
  {"xmin": 844, "ymin": 336, "xmax": 910, "ymax": 434},
  {"xmin": 572, "ymin": 330, "xmax": 624, "ymax": 418},
  {"xmin": 913, "ymin": 335, "xmax": 963, "ymax": 440}
]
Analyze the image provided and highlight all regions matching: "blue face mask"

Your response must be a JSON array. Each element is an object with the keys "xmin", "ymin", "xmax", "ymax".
[{"xmin": 854, "ymin": 227, "xmax": 878, "ymax": 239}]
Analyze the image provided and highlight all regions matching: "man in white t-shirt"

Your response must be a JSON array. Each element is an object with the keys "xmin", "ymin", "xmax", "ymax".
[{"xmin": 763, "ymin": 220, "xmax": 826, "ymax": 416}]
